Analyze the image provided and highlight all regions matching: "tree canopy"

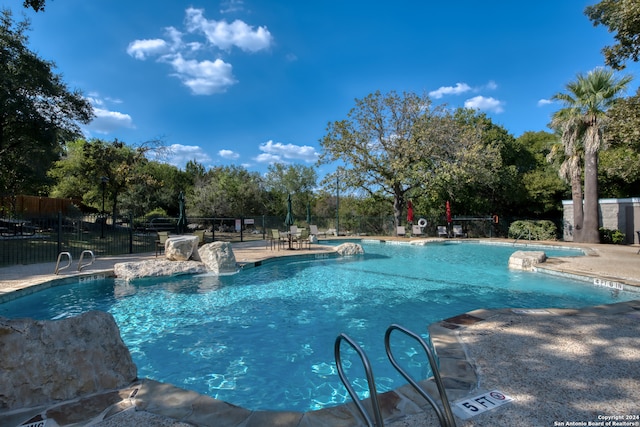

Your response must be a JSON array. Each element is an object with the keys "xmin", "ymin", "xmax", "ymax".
[
  {"xmin": 319, "ymin": 90, "xmax": 486, "ymax": 231},
  {"xmin": 48, "ymin": 139, "xmax": 156, "ymax": 218},
  {"xmin": 0, "ymin": 10, "xmax": 93, "ymax": 196},
  {"xmin": 585, "ymin": 0, "xmax": 640, "ymax": 69}
]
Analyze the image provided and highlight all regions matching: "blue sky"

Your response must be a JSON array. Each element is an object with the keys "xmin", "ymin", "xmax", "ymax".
[{"xmin": 8, "ymin": 0, "xmax": 640, "ymax": 177}]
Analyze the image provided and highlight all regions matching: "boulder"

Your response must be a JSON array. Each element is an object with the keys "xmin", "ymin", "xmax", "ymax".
[
  {"xmin": 0, "ymin": 311, "xmax": 137, "ymax": 410},
  {"xmin": 198, "ymin": 241, "xmax": 237, "ymax": 274},
  {"xmin": 508, "ymin": 250, "xmax": 547, "ymax": 271},
  {"xmin": 114, "ymin": 260, "xmax": 208, "ymax": 280},
  {"xmin": 165, "ymin": 235, "xmax": 199, "ymax": 261},
  {"xmin": 335, "ymin": 242, "xmax": 365, "ymax": 256}
]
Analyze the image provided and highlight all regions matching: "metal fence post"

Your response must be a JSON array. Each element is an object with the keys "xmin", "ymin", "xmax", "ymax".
[
  {"xmin": 129, "ymin": 213, "xmax": 133, "ymax": 253},
  {"xmin": 57, "ymin": 211, "xmax": 62, "ymax": 254}
]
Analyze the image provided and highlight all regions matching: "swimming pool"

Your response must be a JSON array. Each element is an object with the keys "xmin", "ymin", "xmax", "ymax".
[{"xmin": 2, "ymin": 241, "xmax": 638, "ymax": 412}]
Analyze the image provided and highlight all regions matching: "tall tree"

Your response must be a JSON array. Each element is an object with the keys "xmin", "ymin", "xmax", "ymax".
[
  {"xmin": 263, "ymin": 163, "xmax": 317, "ymax": 218},
  {"xmin": 49, "ymin": 139, "xmax": 153, "ymax": 219},
  {"xmin": 585, "ymin": 0, "xmax": 640, "ymax": 70},
  {"xmin": 598, "ymin": 87, "xmax": 640, "ymax": 197},
  {"xmin": 0, "ymin": 10, "xmax": 93, "ymax": 199},
  {"xmin": 319, "ymin": 90, "xmax": 475, "ymax": 233},
  {"xmin": 551, "ymin": 68, "xmax": 631, "ymax": 243},
  {"xmin": 517, "ymin": 131, "xmax": 567, "ymax": 217},
  {"xmin": 549, "ymin": 108, "xmax": 587, "ymax": 242},
  {"xmin": 188, "ymin": 165, "xmax": 265, "ymax": 218}
]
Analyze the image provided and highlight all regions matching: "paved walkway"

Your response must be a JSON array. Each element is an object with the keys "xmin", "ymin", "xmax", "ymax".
[{"xmin": 1, "ymin": 238, "xmax": 639, "ymax": 426}]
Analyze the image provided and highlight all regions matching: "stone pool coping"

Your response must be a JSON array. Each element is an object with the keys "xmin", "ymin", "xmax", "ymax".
[{"xmin": 1, "ymin": 238, "xmax": 640, "ymax": 426}]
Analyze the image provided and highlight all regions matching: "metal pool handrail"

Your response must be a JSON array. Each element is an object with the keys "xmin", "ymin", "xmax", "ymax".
[
  {"xmin": 334, "ymin": 333, "xmax": 384, "ymax": 427},
  {"xmin": 78, "ymin": 250, "xmax": 95, "ymax": 271},
  {"xmin": 54, "ymin": 252, "xmax": 72, "ymax": 275},
  {"xmin": 384, "ymin": 324, "xmax": 457, "ymax": 427}
]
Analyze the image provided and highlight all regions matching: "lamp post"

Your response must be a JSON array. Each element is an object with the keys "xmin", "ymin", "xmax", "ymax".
[{"xmin": 100, "ymin": 176, "xmax": 108, "ymax": 239}]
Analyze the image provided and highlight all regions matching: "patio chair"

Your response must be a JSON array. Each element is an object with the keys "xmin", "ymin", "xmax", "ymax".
[
  {"xmin": 155, "ymin": 231, "xmax": 170, "ymax": 257},
  {"xmin": 309, "ymin": 224, "xmax": 325, "ymax": 237},
  {"xmin": 397, "ymin": 226, "xmax": 406, "ymax": 237},
  {"xmin": 192, "ymin": 230, "xmax": 205, "ymax": 246},
  {"xmin": 269, "ymin": 229, "xmax": 286, "ymax": 250},
  {"xmin": 296, "ymin": 228, "xmax": 311, "ymax": 250},
  {"xmin": 452, "ymin": 225, "xmax": 464, "ymax": 238},
  {"xmin": 412, "ymin": 225, "xmax": 423, "ymax": 237},
  {"xmin": 437, "ymin": 226, "xmax": 448, "ymax": 238}
]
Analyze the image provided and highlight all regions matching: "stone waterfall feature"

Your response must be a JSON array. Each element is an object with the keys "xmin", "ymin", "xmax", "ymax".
[
  {"xmin": 0, "ymin": 311, "xmax": 137, "ymax": 410},
  {"xmin": 114, "ymin": 240, "xmax": 238, "ymax": 281},
  {"xmin": 164, "ymin": 235, "xmax": 199, "ymax": 261},
  {"xmin": 198, "ymin": 241, "xmax": 237, "ymax": 274}
]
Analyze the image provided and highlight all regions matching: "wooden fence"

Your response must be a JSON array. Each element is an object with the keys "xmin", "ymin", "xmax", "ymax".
[{"xmin": 0, "ymin": 195, "xmax": 81, "ymax": 217}]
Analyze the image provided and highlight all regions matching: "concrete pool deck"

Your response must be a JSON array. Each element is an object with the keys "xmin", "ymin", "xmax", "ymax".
[{"xmin": 1, "ymin": 238, "xmax": 639, "ymax": 426}]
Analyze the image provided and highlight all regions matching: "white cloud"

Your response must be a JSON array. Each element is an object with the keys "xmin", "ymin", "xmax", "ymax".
[
  {"xmin": 89, "ymin": 108, "xmax": 135, "ymax": 134},
  {"xmin": 537, "ymin": 98, "xmax": 554, "ymax": 107},
  {"xmin": 429, "ymin": 82, "xmax": 471, "ymax": 99},
  {"xmin": 220, "ymin": 0, "xmax": 245, "ymax": 14},
  {"xmin": 126, "ymin": 39, "xmax": 168, "ymax": 60},
  {"xmin": 218, "ymin": 149, "xmax": 240, "ymax": 159},
  {"xmin": 127, "ymin": 8, "xmax": 272, "ymax": 95},
  {"xmin": 464, "ymin": 96, "xmax": 505, "ymax": 113},
  {"xmin": 185, "ymin": 7, "xmax": 273, "ymax": 53},
  {"xmin": 254, "ymin": 140, "xmax": 319, "ymax": 164},
  {"xmin": 484, "ymin": 80, "xmax": 498, "ymax": 91},
  {"xmin": 254, "ymin": 152, "xmax": 282, "ymax": 164},
  {"xmin": 152, "ymin": 144, "xmax": 213, "ymax": 169},
  {"xmin": 83, "ymin": 95, "xmax": 134, "ymax": 134},
  {"xmin": 167, "ymin": 54, "xmax": 237, "ymax": 95}
]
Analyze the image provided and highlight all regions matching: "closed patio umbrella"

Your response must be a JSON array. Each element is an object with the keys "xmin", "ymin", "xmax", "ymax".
[
  {"xmin": 407, "ymin": 200, "xmax": 414, "ymax": 224},
  {"xmin": 177, "ymin": 191, "xmax": 187, "ymax": 234},
  {"xmin": 446, "ymin": 200, "xmax": 452, "ymax": 228},
  {"xmin": 306, "ymin": 201, "xmax": 311, "ymax": 224},
  {"xmin": 285, "ymin": 194, "xmax": 294, "ymax": 228}
]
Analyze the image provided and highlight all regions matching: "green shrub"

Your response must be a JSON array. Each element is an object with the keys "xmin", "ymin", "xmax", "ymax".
[
  {"xmin": 598, "ymin": 227, "xmax": 625, "ymax": 244},
  {"xmin": 508, "ymin": 220, "xmax": 557, "ymax": 241}
]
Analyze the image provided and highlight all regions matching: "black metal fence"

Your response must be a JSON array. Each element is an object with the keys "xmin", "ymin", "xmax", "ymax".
[{"xmin": 0, "ymin": 213, "xmax": 504, "ymax": 267}]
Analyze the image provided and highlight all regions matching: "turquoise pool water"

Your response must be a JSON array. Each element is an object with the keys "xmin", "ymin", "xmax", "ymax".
[{"xmin": 1, "ymin": 241, "xmax": 637, "ymax": 412}]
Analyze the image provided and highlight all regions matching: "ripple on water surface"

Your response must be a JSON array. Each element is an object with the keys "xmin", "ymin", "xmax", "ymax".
[{"xmin": 1, "ymin": 242, "xmax": 636, "ymax": 412}]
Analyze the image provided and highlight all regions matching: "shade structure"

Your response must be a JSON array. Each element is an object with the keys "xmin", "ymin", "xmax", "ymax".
[
  {"xmin": 446, "ymin": 200, "xmax": 452, "ymax": 224},
  {"xmin": 284, "ymin": 194, "xmax": 294, "ymax": 227},
  {"xmin": 407, "ymin": 200, "xmax": 414, "ymax": 223},
  {"xmin": 177, "ymin": 191, "xmax": 187, "ymax": 234}
]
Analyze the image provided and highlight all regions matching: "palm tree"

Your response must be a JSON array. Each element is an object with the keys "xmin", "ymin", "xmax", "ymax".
[
  {"xmin": 551, "ymin": 68, "xmax": 632, "ymax": 243},
  {"xmin": 549, "ymin": 110, "xmax": 586, "ymax": 242}
]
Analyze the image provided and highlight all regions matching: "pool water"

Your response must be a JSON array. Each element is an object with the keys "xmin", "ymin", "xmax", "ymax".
[{"xmin": 1, "ymin": 241, "xmax": 637, "ymax": 412}]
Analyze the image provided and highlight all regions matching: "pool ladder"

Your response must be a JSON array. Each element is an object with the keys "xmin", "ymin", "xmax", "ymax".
[
  {"xmin": 54, "ymin": 250, "xmax": 95, "ymax": 274},
  {"xmin": 334, "ymin": 324, "xmax": 457, "ymax": 427}
]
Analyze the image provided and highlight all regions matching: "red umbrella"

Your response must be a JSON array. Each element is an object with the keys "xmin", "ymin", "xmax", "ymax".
[
  {"xmin": 407, "ymin": 200, "xmax": 414, "ymax": 223},
  {"xmin": 446, "ymin": 201, "xmax": 452, "ymax": 224}
]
